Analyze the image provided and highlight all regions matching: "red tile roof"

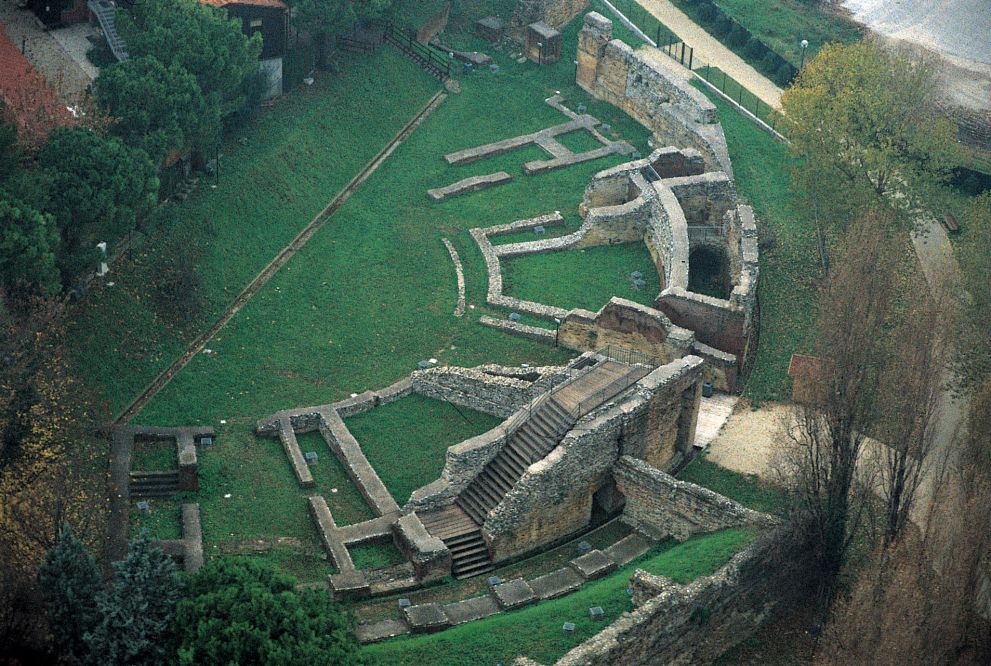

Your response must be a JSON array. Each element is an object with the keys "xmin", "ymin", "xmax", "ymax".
[{"xmin": 0, "ymin": 21, "xmax": 73, "ymax": 150}]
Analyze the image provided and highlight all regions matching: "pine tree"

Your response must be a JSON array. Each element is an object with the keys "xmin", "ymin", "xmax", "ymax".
[
  {"xmin": 38, "ymin": 524, "xmax": 102, "ymax": 665},
  {"xmin": 84, "ymin": 532, "xmax": 179, "ymax": 666}
]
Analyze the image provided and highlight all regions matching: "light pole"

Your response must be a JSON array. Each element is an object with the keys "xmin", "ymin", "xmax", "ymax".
[{"xmin": 799, "ymin": 39, "xmax": 809, "ymax": 70}]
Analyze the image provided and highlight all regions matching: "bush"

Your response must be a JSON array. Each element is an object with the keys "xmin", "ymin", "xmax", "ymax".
[
  {"xmin": 174, "ymin": 558, "xmax": 366, "ymax": 666},
  {"xmin": 695, "ymin": 2, "xmax": 718, "ymax": 24},
  {"xmin": 744, "ymin": 37, "xmax": 768, "ymax": 61},
  {"xmin": 761, "ymin": 51, "xmax": 782, "ymax": 75},
  {"xmin": 775, "ymin": 62, "xmax": 797, "ymax": 87},
  {"xmin": 727, "ymin": 22, "xmax": 750, "ymax": 48},
  {"xmin": 712, "ymin": 16, "xmax": 733, "ymax": 38}
]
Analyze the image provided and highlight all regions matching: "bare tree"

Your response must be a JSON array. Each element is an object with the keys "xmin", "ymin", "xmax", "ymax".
[
  {"xmin": 816, "ymin": 381, "xmax": 991, "ymax": 665},
  {"xmin": 780, "ymin": 213, "xmax": 901, "ymax": 602},
  {"xmin": 873, "ymin": 267, "xmax": 958, "ymax": 544}
]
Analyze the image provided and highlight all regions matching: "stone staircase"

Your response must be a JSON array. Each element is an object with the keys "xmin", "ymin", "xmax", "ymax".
[
  {"xmin": 418, "ymin": 358, "xmax": 651, "ymax": 578},
  {"xmin": 129, "ymin": 470, "xmax": 180, "ymax": 498},
  {"xmin": 455, "ymin": 397, "xmax": 575, "ymax": 525}
]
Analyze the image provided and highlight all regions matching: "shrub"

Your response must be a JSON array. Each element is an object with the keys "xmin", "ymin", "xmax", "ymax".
[
  {"xmin": 712, "ymin": 16, "xmax": 733, "ymax": 38},
  {"xmin": 174, "ymin": 558, "xmax": 366, "ymax": 666},
  {"xmin": 761, "ymin": 51, "xmax": 782, "ymax": 75},
  {"xmin": 744, "ymin": 37, "xmax": 768, "ymax": 61},
  {"xmin": 695, "ymin": 2, "xmax": 718, "ymax": 24},
  {"xmin": 727, "ymin": 22, "xmax": 750, "ymax": 48},
  {"xmin": 775, "ymin": 62, "xmax": 798, "ymax": 87}
]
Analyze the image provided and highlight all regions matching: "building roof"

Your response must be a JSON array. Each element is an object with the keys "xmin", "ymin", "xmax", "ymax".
[
  {"xmin": 0, "ymin": 21, "xmax": 73, "ymax": 149},
  {"xmin": 199, "ymin": 0, "xmax": 288, "ymax": 9}
]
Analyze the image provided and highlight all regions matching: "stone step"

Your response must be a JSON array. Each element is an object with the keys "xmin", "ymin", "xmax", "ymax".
[
  {"xmin": 481, "ymin": 469, "xmax": 511, "ymax": 495},
  {"xmin": 130, "ymin": 470, "xmax": 179, "ymax": 480},
  {"xmin": 453, "ymin": 560, "xmax": 493, "ymax": 578},
  {"xmin": 449, "ymin": 540, "xmax": 488, "ymax": 558},
  {"xmin": 499, "ymin": 446, "xmax": 530, "ymax": 474},
  {"xmin": 455, "ymin": 494, "xmax": 488, "ymax": 525},
  {"xmin": 443, "ymin": 531, "xmax": 481, "ymax": 549},
  {"xmin": 468, "ymin": 478, "xmax": 501, "ymax": 509},
  {"xmin": 486, "ymin": 459, "xmax": 519, "ymax": 488}
]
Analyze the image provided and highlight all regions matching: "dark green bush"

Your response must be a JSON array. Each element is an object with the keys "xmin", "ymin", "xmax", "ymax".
[
  {"xmin": 712, "ymin": 16, "xmax": 733, "ymax": 38},
  {"xmin": 775, "ymin": 62, "xmax": 797, "ymax": 86},
  {"xmin": 744, "ymin": 37, "xmax": 768, "ymax": 60},
  {"xmin": 761, "ymin": 51, "xmax": 782, "ymax": 74},
  {"xmin": 695, "ymin": 2, "xmax": 718, "ymax": 24},
  {"xmin": 727, "ymin": 22, "xmax": 750, "ymax": 47}
]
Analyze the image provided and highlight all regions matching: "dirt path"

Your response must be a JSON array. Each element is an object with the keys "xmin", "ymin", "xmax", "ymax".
[
  {"xmin": 633, "ymin": 0, "xmax": 784, "ymax": 109},
  {"xmin": 705, "ymin": 402, "xmax": 792, "ymax": 480},
  {"xmin": 112, "ymin": 91, "xmax": 447, "ymax": 425}
]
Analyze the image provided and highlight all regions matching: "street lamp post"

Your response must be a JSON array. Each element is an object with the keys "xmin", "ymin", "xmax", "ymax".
[{"xmin": 799, "ymin": 39, "xmax": 809, "ymax": 70}]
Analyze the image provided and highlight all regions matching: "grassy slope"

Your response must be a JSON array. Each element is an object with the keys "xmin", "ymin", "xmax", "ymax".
[
  {"xmin": 365, "ymin": 527, "xmax": 757, "ymax": 665},
  {"xmin": 708, "ymin": 0, "xmax": 862, "ymax": 66},
  {"xmin": 69, "ymin": 49, "xmax": 443, "ymax": 417},
  {"xmin": 344, "ymin": 395, "xmax": 502, "ymax": 506},
  {"xmin": 678, "ymin": 453, "xmax": 788, "ymax": 515},
  {"xmin": 503, "ymin": 242, "xmax": 661, "ymax": 312}
]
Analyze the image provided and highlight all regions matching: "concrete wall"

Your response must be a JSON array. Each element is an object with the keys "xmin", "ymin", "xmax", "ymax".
[
  {"xmin": 576, "ymin": 13, "xmax": 732, "ymax": 176},
  {"xmin": 483, "ymin": 356, "xmax": 705, "ymax": 562}
]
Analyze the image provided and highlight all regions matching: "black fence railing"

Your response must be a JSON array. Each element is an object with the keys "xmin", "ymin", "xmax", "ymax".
[
  {"xmin": 336, "ymin": 35, "xmax": 377, "ymax": 54},
  {"xmin": 381, "ymin": 22, "xmax": 451, "ymax": 80},
  {"xmin": 596, "ymin": 345, "xmax": 656, "ymax": 368},
  {"xmin": 659, "ymin": 37, "xmax": 694, "ymax": 69}
]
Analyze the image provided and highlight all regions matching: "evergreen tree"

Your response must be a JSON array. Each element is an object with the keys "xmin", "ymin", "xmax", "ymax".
[
  {"xmin": 38, "ymin": 524, "xmax": 102, "ymax": 665},
  {"xmin": 84, "ymin": 532, "xmax": 179, "ymax": 666},
  {"xmin": 175, "ymin": 558, "xmax": 366, "ymax": 666}
]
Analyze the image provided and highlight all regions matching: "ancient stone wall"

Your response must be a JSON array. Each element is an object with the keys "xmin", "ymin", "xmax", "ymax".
[
  {"xmin": 667, "ymin": 172, "xmax": 737, "ymax": 227},
  {"xmin": 523, "ymin": 529, "xmax": 806, "ymax": 666},
  {"xmin": 558, "ymin": 298, "xmax": 695, "ymax": 367},
  {"xmin": 575, "ymin": 13, "xmax": 731, "ymax": 176},
  {"xmin": 483, "ymin": 357, "xmax": 704, "ymax": 561},
  {"xmin": 655, "ymin": 287, "xmax": 749, "ymax": 358},
  {"xmin": 511, "ymin": 0, "xmax": 591, "ymax": 35},
  {"xmin": 613, "ymin": 456, "xmax": 776, "ymax": 540},
  {"xmin": 411, "ymin": 366, "xmax": 536, "ymax": 418}
]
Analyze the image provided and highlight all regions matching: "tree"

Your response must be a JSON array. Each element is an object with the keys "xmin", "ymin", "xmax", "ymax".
[
  {"xmin": 92, "ymin": 56, "xmax": 219, "ymax": 165},
  {"xmin": 120, "ymin": 0, "xmax": 262, "ymax": 117},
  {"xmin": 815, "ymin": 380, "xmax": 991, "ymax": 665},
  {"xmin": 952, "ymin": 192, "xmax": 991, "ymax": 391},
  {"xmin": 291, "ymin": 0, "xmax": 391, "ymax": 67},
  {"xmin": 38, "ymin": 524, "xmax": 102, "ymax": 665},
  {"xmin": 85, "ymin": 533, "xmax": 179, "ymax": 666},
  {"xmin": 0, "ymin": 197, "xmax": 61, "ymax": 297},
  {"xmin": 37, "ymin": 127, "xmax": 158, "ymax": 284},
  {"xmin": 174, "ymin": 558, "xmax": 366, "ymax": 666},
  {"xmin": 780, "ymin": 213, "xmax": 901, "ymax": 605},
  {"xmin": 782, "ymin": 40, "xmax": 960, "ymax": 227}
]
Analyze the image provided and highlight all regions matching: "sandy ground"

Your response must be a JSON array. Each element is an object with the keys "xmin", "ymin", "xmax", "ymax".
[
  {"xmin": 705, "ymin": 402, "xmax": 792, "ymax": 480},
  {"xmin": 634, "ymin": 0, "xmax": 784, "ymax": 109}
]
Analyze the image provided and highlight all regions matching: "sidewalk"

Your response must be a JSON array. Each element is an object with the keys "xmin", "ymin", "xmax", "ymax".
[{"xmin": 634, "ymin": 0, "xmax": 784, "ymax": 109}]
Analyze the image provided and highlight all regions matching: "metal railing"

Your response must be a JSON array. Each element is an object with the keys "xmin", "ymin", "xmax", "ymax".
[
  {"xmin": 595, "ymin": 345, "xmax": 656, "ymax": 368},
  {"xmin": 688, "ymin": 224, "xmax": 727, "ymax": 242},
  {"xmin": 381, "ymin": 22, "xmax": 451, "ymax": 80},
  {"xmin": 336, "ymin": 35, "xmax": 377, "ymax": 54}
]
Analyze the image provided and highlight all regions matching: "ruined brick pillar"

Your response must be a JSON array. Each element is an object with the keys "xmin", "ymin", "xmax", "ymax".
[{"xmin": 576, "ymin": 12, "xmax": 613, "ymax": 92}]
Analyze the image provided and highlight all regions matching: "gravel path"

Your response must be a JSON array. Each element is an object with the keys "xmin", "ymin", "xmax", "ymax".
[
  {"xmin": 705, "ymin": 402, "xmax": 792, "ymax": 480},
  {"xmin": 633, "ymin": 0, "xmax": 784, "ymax": 109}
]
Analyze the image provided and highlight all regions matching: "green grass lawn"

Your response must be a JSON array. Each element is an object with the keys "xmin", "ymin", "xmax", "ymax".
[
  {"xmin": 364, "ymin": 527, "xmax": 758, "ymax": 665},
  {"xmin": 503, "ymin": 242, "xmax": 660, "ymax": 312},
  {"xmin": 345, "ymin": 395, "xmax": 502, "ymax": 506},
  {"xmin": 131, "ymin": 498, "xmax": 187, "ymax": 541},
  {"xmin": 595, "ymin": 0, "xmax": 677, "ymax": 46},
  {"xmin": 678, "ymin": 452, "xmax": 788, "ymax": 515},
  {"xmin": 694, "ymin": 65, "xmax": 786, "ymax": 131},
  {"xmin": 689, "ymin": 80, "xmax": 819, "ymax": 404},
  {"xmin": 556, "ymin": 128, "xmax": 610, "ymax": 154},
  {"xmin": 130, "ymin": 438, "xmax": 176, "ymax": 471},
  {"xmin": 702, "ymin": 0, "xmax": 862, "ymax": 67}
]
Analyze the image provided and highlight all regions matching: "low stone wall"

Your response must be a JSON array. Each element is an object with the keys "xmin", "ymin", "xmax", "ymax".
[
  {"xmin": 557, "ymin": 297, "xmax": 694, "ymax": 364},
  {"xmin": 667, "ymin": 172, "xmax": 736, "ymax": 227},
  {"xmin": 576, "ymin": 13, "xmax": 731, "ymax": 175},
  {"xmin": 523, "ymin": 529, "xmax": 805, "ymax": 666},
  {"xmin": 392, "ymin": 513, "xmax": 451, "ymax": 582},
  {"xmin": 411, "ymin": 365, "xmax": 537, "ymax": 418},
  {"xmin": 484, "ymin": 356, "xmax": 704, "ymax": 561},
  {"xmin": 613, "ymin": 456, "xmax": 777, "ymax": 540}
]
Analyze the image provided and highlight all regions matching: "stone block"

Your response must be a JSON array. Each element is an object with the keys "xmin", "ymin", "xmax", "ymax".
[
  {"xmin": 443, "ymin": 594, "xmax": 500, "ymax": 625},
  {"xmin": 569, "ymin": 549, "xmax": 617, "ymax": 580},
  {"xmin": 357, "ymin": 618, "xmax": 410, "ymax": 644},
  {"xmin": 603, "ymin": 532, "xmax": 653, "ymax": 566},
  {"xmin": 427, "ymin": 172, "xmax": 512, "ymax": 201},
  {"xmin": 492, "ymin": 578, "xmax": 538, "ymax": 610},
  {"xmin": 403, "ymin": 602, "xmax": 450, "ymax": 633},
  {"xmin": 530, "ymin": 567, "xmax": 584, "ymax": 600},
  {"xmin": 392, "ymin": 513, "xmax": 451, "ymax": 582},
  {"xmin": 328, "ymin": 570, "xmax": 370, "ymax": 600}
]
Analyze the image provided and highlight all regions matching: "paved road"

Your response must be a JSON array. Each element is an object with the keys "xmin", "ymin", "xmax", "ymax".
[{"xmin": 634, "ymin": 0, "xmax": 784, "ymax": 109}]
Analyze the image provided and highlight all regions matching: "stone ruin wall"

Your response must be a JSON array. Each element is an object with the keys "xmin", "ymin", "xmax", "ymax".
[
  {"xmin": 612, "ymin": 455, "xmax": 777, "ymax": 541},
  {"xmin": 576, "ymin": 12, "xmax": 732, "ymax": 176},
  {"xmin": 515, "ymin": 527, "xmax": 805, "ymax": 666},
  {"xmin": 483, "ymin": 356, "xmax": 704, "ymax": 562},
  {"xmin": 510, "ymin": 0, "xmax": 591, "ymax": 36}
]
